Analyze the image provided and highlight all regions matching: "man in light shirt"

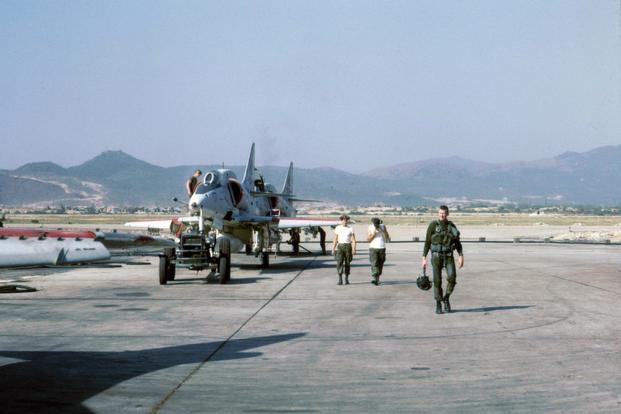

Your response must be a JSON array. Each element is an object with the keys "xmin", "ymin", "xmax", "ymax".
[
  {"xmin": 332, "ymin": 214, "xmax": 356, "ymax": 285},
  {"xmin": 367, "ymin": 217, "xmax": 390, "ymax": 285}
]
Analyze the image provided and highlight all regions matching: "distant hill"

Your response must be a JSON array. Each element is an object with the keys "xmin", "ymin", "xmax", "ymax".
[
  {"xmin": 14, "ymin": 162, "xmax": 68, "ymax": 176},
  {"xmin": 1, "ymin": 145, "xmax": 620, "ymax": 207},
  {"xmin": 365, "ymin": 145, "xmax": 621, "ymax": 205}
]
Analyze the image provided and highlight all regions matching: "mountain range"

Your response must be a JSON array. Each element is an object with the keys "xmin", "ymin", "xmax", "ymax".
[{"xmin": 1, "ymin": 145, "xmax": 620, "ymax": 207}]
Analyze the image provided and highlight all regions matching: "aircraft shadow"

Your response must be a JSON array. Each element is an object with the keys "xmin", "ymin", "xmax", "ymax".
[
  {"xmin": 0, "ymin": 332, "xmax": 306, "ymax": 414},
  {"xmin": 452, "ymin": 305, "xmax": 534, "ymax": 313}
]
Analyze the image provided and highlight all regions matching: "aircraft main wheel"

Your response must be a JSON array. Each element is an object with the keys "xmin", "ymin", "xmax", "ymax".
[
  {"xmin": 218, "ymin": 238, "xmax": 231, "ymax": 284},
  {"xmin": 218, "ymin": 254, "xmax": 231, "ymax": 284},
  {"xmin": 261, "ymin": 251, "xmax": 269, "ymax": 268},
  {"xmin": 158, "ymin": 255, "xmax": 169, "ymax": 285},
  {"xmin": 167, "ymin": 263, "xmax": 176, "ymax": 281}
]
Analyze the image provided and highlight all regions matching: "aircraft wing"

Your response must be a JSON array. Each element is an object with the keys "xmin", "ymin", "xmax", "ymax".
[
  {"xmin": 277, "ymin": 217, "xmax": 341, "ymax": 229},
  {"xmin": 249, "ymin": 192, "xmax": 322, "ymax": 203},
  {"xmin": 233, "ymin": 214, "xmax": 280, "ymax": 224},
  {"xmin": 250, "ymin": 191, "xmax": 294, "ymax": 198},
  {"xmin": 124, "ymin": 215, "xmax": 338, "ymax": 230}
]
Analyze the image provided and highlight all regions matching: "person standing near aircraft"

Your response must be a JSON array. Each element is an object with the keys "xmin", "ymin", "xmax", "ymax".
[
  {"xmin": 318, "ymin": 227, "xmax": 327, "ymax": 255},
  {"xmin": 186, "ymin": 169, "xmax": 202, "ymax": 198},
  {"xmin": 289, "ymin": 229, "xmax": 300, "ymax": 255},
  {"xmin": 367, "ymin": 217, "xmax": 390, "ymax": 285},
  {"xmin": 332, "ymin": 215, "xmax": 356, "ymax": 285},
  {"xmin": 421, "ymin": 205, "xmax": 464, "ymax": 314}
]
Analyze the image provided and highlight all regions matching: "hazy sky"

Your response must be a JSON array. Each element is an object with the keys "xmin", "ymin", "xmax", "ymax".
[{"xmin": 1, "ymin": 0, "xmax": 619, "ymax": 172}]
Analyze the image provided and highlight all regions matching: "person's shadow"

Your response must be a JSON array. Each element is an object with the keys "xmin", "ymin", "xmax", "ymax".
[
  {"xmin": 452, "ymin": 305, "xmax": 533, "ymax": 313},
  {"xmin": 0, "ymin": 332, "xmax": 306, "ymax": 413}
]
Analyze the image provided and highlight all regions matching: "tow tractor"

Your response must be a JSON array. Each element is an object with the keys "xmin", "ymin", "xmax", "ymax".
[{"xmin": 157, "ymin": 212, "xmax": 231, "ymax": 285}]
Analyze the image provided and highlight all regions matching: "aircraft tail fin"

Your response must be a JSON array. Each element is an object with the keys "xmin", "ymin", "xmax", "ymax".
[
  {"xmin": 281, "ymin": 162, "xmax": 293, "ymax": 196},
  {"xmin": 241, "ymin": 142, "xmax": 256, "ymax": 188}
]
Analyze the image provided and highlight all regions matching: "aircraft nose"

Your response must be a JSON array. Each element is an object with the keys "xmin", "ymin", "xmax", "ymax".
[
  {"xmin": 189, "ymin": 194, "xmax": 204, "ymax": 210},
  {"xmin": 190, "ymin": 190, "xmax": 220, "ymax": 216}
]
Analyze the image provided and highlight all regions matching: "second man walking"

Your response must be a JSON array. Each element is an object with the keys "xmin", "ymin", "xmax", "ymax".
[{"xmin": 367, "ymin": 217, "xmax": 390, "ymax": 285}]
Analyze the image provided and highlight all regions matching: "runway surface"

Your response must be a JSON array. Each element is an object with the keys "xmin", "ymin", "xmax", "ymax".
[{"xmin": 1, "ymin": 242, "xmax": 620, "ymax": 413}]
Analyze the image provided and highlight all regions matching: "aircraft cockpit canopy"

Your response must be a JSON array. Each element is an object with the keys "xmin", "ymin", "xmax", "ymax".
[{"xmin": 195, "ymin": 171, "xmax": 221, "ymax": 194}]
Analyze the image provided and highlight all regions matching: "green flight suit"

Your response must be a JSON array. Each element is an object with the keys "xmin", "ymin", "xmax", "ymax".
[{"xmin": 423, "ymin": 220, "xmax": 463, "ymax": 301}]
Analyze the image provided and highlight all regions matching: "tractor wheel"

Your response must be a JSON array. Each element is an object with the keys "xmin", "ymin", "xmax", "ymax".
[
  {"xmin": 166, "ymin": 262, "xmax": 176, "ymax": 281},
  {"xmin": 158, "ymin": 255, "xmax": 169, "ymax": 285}
]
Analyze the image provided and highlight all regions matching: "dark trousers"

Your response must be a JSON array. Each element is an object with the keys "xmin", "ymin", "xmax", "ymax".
[
  {"xmin": 431, "ymin": 252, "xmax": 457, "ymax": 301},
  {"xmin": 369, "ymin": 248, "xmax": 386, "ymax": 279},
  {"xmin": 336, "ymin": 243, "xmax": 353, "ymax": 276}
]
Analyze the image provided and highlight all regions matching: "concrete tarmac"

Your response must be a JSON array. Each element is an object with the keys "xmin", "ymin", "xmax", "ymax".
[{"xmin": 0, "ymin": 242, "xmax": 620, "ymax": 413}]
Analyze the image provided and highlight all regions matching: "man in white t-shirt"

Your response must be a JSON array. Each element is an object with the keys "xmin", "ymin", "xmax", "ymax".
[
  {"xmin": 367, "ymin": 217, "xmax": 390, "ymax": 285},
  {"xmin": 332, "ymin": 214, "xmax": 356, "ymax": 285}
]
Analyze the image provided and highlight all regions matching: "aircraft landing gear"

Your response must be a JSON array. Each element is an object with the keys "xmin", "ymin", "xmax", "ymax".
[{"xmin": 217, "ymin": 238, "xmax": 231, "ymax": 284}]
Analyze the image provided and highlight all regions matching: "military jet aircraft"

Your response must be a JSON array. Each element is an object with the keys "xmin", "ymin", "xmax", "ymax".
[{"xmin": 126, "ymin": 143, "xmax": 339, "ymax": 284}]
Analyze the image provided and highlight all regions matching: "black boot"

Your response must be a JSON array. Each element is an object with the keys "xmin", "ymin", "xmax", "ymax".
[
  {"xmin": 345, "ymin": 274, "xmax": 350, "ymax": 285},
  {"xmin": 443, "ymin": 296, "xmax": 451, "ymax": 313},
  {"xmin": 373, "ymin": 275, "xmax": 379, "ymax": 285},
  {"xmin": 338, "ymin": 274, "xmax": 343, "ymax": 285},
  {"xmin": 436, "ymin": 301, "xmax": 443, "ymax": 314}
]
